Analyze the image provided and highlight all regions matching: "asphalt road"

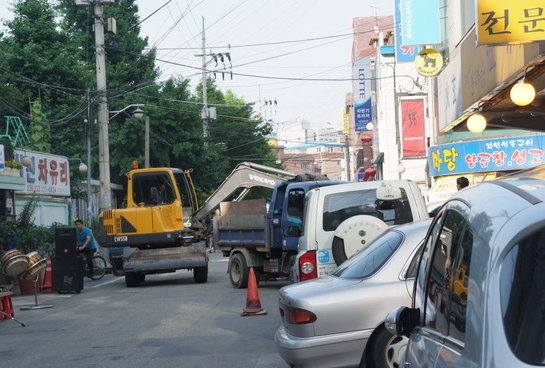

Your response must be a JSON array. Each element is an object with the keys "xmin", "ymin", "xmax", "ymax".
[{"xmin": 1, "ymin": 251, "xmax": 291, "ymax": 368}]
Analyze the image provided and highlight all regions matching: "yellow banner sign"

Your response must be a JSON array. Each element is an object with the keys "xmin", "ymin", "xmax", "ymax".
[{"xmin": 478, "ymin": 0, "xmax": 545, "ymax": 44}]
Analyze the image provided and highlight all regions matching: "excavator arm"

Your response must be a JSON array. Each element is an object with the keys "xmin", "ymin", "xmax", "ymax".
[{"xmin": 191, "ymin": 162, "xmax": 296, "ymax": 224}]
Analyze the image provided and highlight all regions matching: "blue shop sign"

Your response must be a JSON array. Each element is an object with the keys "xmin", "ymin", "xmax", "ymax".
[{"xmin": 428, "ymin": 135, "xmax": 545, "ymax": 176}]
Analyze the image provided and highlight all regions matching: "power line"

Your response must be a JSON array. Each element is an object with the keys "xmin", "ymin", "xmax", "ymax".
[{"xmin": 144, "ymin": 24, "xmax": 397, "ymax": 51}]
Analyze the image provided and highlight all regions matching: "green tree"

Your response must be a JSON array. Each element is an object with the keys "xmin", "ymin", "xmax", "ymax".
[
  {"xmin": 0, "ymin": 0, "xmax": 277, "ymax": 209},
  {"xmin": 29, "ymin": 99, "xmax": 52, "ymax": 152},
  {"xmin": 190, "ymin": 78, "xmax": 277, "ymax": 201},
  {"xmin": 1, "ymin": 0, "xmax": 89, "ymax": 122},
  {"xmin": 57, "ymin": 0, "xmax": 159, "ymax": 182}
]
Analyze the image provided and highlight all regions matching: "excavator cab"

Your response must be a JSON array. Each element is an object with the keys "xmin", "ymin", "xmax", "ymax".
[{"xmin": 98, "ymin": 167, "xmax": 199, "ymax": 248}]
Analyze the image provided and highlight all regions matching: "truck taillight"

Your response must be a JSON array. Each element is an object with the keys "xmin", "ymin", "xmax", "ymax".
[
  {"xmin": 298, "ymin": 250, "xmax": 317, "ymax": 281},
  {"xmin": 279, "ymin": 303, "xmax": 316, "ymax": 325}
]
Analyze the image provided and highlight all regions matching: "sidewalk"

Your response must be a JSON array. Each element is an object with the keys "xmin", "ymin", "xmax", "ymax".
[{"xmin": 6, "ymin": 274, "xmax": 120, "ymax": 311}]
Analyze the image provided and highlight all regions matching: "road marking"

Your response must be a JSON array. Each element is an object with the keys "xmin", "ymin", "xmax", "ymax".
[{"xmin": 85, "ymin": 277, "xmax": 123, "ymax": 289}]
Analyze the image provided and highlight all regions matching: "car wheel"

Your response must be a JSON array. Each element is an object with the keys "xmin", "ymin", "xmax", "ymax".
[
  {"xmin": 368, "ymin": 326, "xmax": 408, "ymax": 368},
  {"xmin": 229, "ymin": 253, "xmax": 249, "ymax": 288}
]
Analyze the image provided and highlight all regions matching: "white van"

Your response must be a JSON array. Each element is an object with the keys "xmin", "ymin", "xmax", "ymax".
[{"xmin": 293, "ymin": 180, "xmax": 429, "ymax": 282}]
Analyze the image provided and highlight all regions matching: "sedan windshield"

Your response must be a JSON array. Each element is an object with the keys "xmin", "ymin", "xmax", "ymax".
[{"xmin": 331, "ymin": 230, "xmax": 403, "ymax": 279}]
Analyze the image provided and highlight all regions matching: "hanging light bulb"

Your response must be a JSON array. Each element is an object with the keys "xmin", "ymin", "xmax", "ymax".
[
  {"xmin": 467, "ymin": 113, "xmax": 487, "ymax": 133},
  {"xmin": 510, "ymin": 80, "xmax": 536, "ymax": 106}
]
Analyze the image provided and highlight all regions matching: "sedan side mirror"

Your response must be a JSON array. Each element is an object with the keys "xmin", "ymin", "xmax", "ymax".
[{"xmin": 385, "ymin": 306, "xmax": 420, "ymax": 337}]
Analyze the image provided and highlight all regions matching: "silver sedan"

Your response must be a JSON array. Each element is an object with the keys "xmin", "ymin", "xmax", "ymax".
[{"xmin": 274, "ymin": 220, "xmax": 431, "ymax": 368}]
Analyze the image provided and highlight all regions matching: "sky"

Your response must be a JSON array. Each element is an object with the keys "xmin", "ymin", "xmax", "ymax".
[
  {"xmin": 136, "ymin": 0, "xmax": 394, "ymax": 129},
  {"xmin": 0, "ymin": 0, "xmax": 395, "ymax": 129}
]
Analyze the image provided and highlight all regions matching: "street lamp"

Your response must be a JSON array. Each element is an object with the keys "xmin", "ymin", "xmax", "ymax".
[
  {"xmin": 109, "ymin": 104, "xmax": 144, "ymax": 120},
  {"xmin": 68, "ymin": 158, "xmax": 88, "ymax": 173}
]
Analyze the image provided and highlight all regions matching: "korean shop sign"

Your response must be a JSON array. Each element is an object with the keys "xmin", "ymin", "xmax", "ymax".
[
  {"xmin": 13, "ymin": 149, "xmax": 71, "ymax": 196},
  {"xmin": 478, "ymin": 0, "xmax": 545, "ymax": 45},
  {"xmin": 399, "ymin": 0, "xmax": 441, "ymax": 46},
  {"xmin": 428, "ymin": 135, "xmax": 545, "ymax": 176},
  {"xmin": 352, "ymin": 56, "xmax": 373, "ymax": 132},
  {"xmin": 394, "ymin": 0, "xmax": 425, "ymax": 62}
]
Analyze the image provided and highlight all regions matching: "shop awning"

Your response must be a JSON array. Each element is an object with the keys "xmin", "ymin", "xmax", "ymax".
[
  {"xmin": 0, "ymin": 172, "xmax": 26, "ymax": 191},
  {"xmin": 450, "ymin": 54, "xmax": 545, "ymax": 133}
]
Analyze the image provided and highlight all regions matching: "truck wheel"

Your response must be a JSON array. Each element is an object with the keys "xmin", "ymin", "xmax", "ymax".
[
  {"xmin": 125, "ymin": 272, "xmax": 141, "ymax": 287},
  {"xmin": 194, "ymin": 265, "xmax": 208, "ymax": 283},
  {"xmin": 229, "ymin": 253, "xmax": 249, "ymax": 288},
  {"xmin": 332, "ymin": 215, "xmax": 388, "ymax": 265}
]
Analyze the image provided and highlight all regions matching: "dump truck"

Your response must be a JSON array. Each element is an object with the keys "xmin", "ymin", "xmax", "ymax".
[{"xmin": 212, "ymin": 177, "xmax": 344, "ymax": 288}]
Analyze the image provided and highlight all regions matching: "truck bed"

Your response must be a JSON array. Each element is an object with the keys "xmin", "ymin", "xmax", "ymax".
[{"xmin": 214, "ymin": 199, "xmax": 268, "ymax": 249}]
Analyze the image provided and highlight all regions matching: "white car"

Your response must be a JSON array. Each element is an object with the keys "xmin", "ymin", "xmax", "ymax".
[{"xmin": 275, "ymin": 220, "xmax": 431, "ymax": 368}]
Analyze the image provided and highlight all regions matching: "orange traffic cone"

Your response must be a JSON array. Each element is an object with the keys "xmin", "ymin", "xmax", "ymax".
[
  {"xmin": 241, "ymin": 267, "xmax": 267, "ymax": 316},
  {"xmin": 41, "ymin": 257, "xmax": 53, "ymax": 293}
]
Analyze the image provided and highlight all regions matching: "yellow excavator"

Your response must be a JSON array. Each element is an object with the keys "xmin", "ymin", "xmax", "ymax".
[{"xmin": 97, "ymin": 161, "xmax": 296, "ymax": 287}]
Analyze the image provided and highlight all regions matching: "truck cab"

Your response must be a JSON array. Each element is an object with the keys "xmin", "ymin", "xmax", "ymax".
[
  {"xmin": 268, "ymin": 180, "xmax": 343, "ymax": 253},
  {"xmin": 294, "ymin": 180, "xmax": 429, "ymax": 282}
]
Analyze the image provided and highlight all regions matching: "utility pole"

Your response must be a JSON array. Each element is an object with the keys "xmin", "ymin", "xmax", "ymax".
[
  {"xmin": 201, "ymin": 17, "xmax": 209, "ymax": 141},
  {"xmin": 93, "ymin": 1, "xmax": 111, "ymax": 211},
  {"xmin": 195, "ymin": 17, "xmax": 228, "ymax": 143},
  {"xmin": 144, "ymin": 115, "xmax": 150, "ymax": 168},
  {"xmin": 86, "ymin": 89, "xmax": 92, "ymax": 224},
  {"xmin": 344, "ymin": 136, "xmax": 351, "ymax": 181}
]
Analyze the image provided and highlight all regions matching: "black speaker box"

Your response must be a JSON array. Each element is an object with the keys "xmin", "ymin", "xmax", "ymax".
[
  {"xmin": 55, "ymin": 227, "xmax": 77, "ymax": 256},
  {"xmin": 52, "ymin": 256, "xmax": 84, "ymax": 293}
]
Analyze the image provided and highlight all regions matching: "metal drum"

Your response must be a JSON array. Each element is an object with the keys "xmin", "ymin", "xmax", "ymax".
[
  {"xmin": 27, "ymin": 251, "xmax": 42, "ymax": 267},
  {"xmin": 20, "ymin": 258, "xmax": 47, "ymax": 281},
  {"xmin": 20, "ymin": 252, "xmax": 46, "ymax": 280},
  {"xmin": 1, "ymin": 249, "xmax": 23, "ymax": 266},
  {"xmin": 1, "ymin": 250, "xmax": 30, "ymax": 276}
]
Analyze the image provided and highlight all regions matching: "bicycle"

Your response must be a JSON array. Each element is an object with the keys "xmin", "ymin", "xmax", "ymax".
[{"xmin": 78, "ymin": 252, "xmax": 107, "ymax": 280}]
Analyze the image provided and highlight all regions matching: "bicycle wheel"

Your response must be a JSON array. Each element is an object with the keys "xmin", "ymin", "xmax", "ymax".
[{"xmin": 90, "ymin": 255, "xmax": 107, "ymax": 280}]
